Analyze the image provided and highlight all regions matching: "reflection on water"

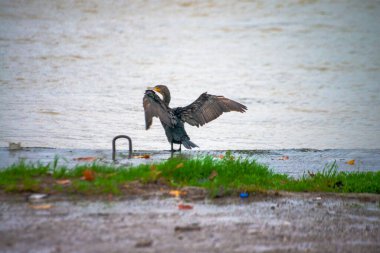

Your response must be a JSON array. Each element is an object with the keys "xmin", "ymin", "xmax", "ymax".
[{"xmin": 0, "ymin": 0, "xmax": 380, "ymax": 150}]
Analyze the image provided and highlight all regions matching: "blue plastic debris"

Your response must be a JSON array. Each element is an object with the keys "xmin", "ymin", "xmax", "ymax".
[{"xmin": 240, "ymin": 192, "xmax": 249, "ymax": 198}]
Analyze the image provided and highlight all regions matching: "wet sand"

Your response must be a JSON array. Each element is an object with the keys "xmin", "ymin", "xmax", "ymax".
[{"xmin": 0, "ymin": 193, "xmax": 379, "ymax": 253}]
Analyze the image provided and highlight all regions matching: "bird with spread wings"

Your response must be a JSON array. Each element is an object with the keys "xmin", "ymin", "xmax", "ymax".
[{"xmin": 143, "ymin": 85, "xmax": 247, "ymax": 152}]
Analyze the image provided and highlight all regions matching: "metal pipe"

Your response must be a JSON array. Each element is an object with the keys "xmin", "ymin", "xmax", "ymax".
[{"xmin": 112, "ymin": 135, "xmax": 132, "ymax": 161}]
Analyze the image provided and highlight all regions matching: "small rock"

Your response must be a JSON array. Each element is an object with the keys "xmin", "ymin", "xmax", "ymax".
[
  {"xmin": 271, "ymin": 206, "xmax": 275, "ymax": 210},
  {"xmin": 181, "ymin": 186, "xmax": 207, "ymax": 200},
  {"xmin": 9, "ymin": 142, "xmax": 22, "ymax": 151},
  {"xmin": 135, "ymin": 239, "xmax": 153, "ymax": 248},
  {"xmin": 247, "ymin": 228, "xmax": 259, "ymax": 235}
]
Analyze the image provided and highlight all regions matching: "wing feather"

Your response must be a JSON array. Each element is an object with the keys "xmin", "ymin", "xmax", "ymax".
[
  {"xmin": 176, "ymin": 93, "xmax": 247, "ymax": 127},
  {"xmin": 143, "ymin": 90, "xmax": 175, "ymax": 130}
]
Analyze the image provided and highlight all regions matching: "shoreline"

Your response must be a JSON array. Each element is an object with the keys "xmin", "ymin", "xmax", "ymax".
[{"xmin": 1, "ymin": 147, "xmax": 379, "ymax": 178}]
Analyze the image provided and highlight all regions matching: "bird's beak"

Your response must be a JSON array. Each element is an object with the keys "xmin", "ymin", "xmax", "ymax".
[{"xmin": 148, "ymin": 86, "xmax": 161, "ymax": 93}]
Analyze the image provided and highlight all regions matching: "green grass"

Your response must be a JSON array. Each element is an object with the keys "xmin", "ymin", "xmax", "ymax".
[{"xmin": 0, "ymin": 153, "xmax": 379, "ymax": 196}]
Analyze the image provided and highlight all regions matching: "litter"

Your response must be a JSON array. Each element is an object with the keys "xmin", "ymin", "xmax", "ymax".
[
  {"xmin": 240, "ymin": 192, "xmax": 249, "ymax": 198},
  {"xmin": 28, "ymin": 194, "xmax": 48, "ymax": 201},
  {"xmin": 178, "ymin": 204, "xmax": 193, "ymax": 210}
]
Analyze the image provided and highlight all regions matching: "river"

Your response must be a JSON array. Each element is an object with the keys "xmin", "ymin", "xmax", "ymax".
[{"xmin": 1, "ymin": 0, "xmax": 380, "ymax": 150}]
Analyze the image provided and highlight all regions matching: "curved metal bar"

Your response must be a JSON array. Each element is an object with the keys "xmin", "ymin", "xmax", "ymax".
[{"xmin": 112, "ymin": 135, "xmax": 132, "ymax": 161}]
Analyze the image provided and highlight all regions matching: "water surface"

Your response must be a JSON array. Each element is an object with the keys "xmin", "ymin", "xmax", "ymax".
[{"xmin": 1, "ymin": 0, "xmax": 380, "ymax": 150}]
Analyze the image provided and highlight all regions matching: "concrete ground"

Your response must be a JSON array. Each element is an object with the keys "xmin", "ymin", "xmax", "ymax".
[{"xmin": 0, "ymin": 193, "xmax": 379, "ymax": 253}]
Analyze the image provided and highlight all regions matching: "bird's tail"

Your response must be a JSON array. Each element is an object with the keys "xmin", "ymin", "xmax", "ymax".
[{"xmin": 182, "ymin": 139, "xmax": 199, "ymax": 149}]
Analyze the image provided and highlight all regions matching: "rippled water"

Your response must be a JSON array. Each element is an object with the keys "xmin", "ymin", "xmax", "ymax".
[{"xmin": 1, "ymin": 0, "xmax": 380, "ymax": 150}]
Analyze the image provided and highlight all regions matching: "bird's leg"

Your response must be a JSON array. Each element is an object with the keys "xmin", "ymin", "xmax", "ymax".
[
  {"xmin": 171, "ymin": 142, "xmax": 174, "ymax": 153},
  {"xmin": 178, "ymin": 144, "xmax": 182, "ymax": 152}
]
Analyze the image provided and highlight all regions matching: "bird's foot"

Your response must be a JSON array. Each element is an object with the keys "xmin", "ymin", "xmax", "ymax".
[{"xmin": 170, "ymin": 143, "xmax": 182, "ymax": 153}]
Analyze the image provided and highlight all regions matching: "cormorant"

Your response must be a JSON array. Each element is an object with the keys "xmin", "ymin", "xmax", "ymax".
[{"xmin": 143, "ymin": 85, "xmax": 247, "ymax": 152}]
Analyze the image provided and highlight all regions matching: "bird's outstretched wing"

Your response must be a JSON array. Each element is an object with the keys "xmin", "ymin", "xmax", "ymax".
[
  {"xmin": 175, "ymin": 92, "xmax": 247, "ymax": 127},
  {"xmin": 143, "ymin": 90, "xmax": 176, "ymax": 130}
]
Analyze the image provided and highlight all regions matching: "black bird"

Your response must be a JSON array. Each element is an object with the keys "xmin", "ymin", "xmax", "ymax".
[{"xmin": 143, "ymin": 85, "xmax": 247, "ymax": 152}]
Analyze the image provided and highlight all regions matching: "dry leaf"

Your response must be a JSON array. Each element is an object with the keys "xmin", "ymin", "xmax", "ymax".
[
  {"xmin": 218, "ymin": 155, "xmax": 224, "ymax": 159},
  {"xmin": 56, "ymin": 179, "xmax": 71, "ymax": 185},
  {"xmin": 83, "ymin": 169, "xmax": 95, "ymax": 181},
  {"xmin": 175, "ymin": 163, "xmax": 184, "ymax": 169},
  {"xmin": 279, "ymin": 156, "xmax": 289, "ymax": 160},
  {"xmin": 178, "ymin": 204, "xmax": 193, "ymax": 210},
  {"xmin": 208, "ymin": 170, "xmax": 218, "ymax": 180},
  {"xmin": 169, "ymin": 190, "xmax": 181, "ymax": 197},
  {"xmin": 346, "ymin": 159, "xmax": 355, "ymax": 165},
  {"xmin": 150, "ymin": 165, "xmax": 157, "ymax": 171},
  {"xmin": 74, "ymin": 156, "xmax": 97, "ymax": 162},
  {"xmin": 134, "ymin": 154, "xmax": 150, "ymax": 159},
  {"xmin": 169, "ymin": 190, "xmax": 186, "ymax": 198},
  {"xmin": 30, "ymin": 204, "xmax": 53, "ymax": 210}
]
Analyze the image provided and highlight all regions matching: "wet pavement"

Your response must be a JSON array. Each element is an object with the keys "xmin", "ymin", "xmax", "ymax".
[
  {"xmin": 0, "ymin": 193, "xmax": 379, "ymax": 253},
  {"xmin": 1, "ymin": 148, "xmax": 379, "ymax": 177},
  {"xmin": 1, "ymin": 147, "xmax": 379, "ymax": 252}
]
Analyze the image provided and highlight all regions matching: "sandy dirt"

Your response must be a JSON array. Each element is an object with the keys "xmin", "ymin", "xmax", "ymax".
[{"xmin": 0, "ymin": 192, "xmax": 379, "ymax": 253}]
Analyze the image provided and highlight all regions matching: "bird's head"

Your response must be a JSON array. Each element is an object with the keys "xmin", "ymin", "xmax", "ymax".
[
  {"xmin": 147, "ymin": 85, "xmax": 167, "ymax": 95},
  {"xmin": 147, "ymin": 85, "xmax": 171, "ymax": 105}
]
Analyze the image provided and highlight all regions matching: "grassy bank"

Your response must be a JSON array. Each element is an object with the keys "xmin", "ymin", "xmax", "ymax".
[{"xmin": 0, "ymin": 153, "xmax": 379, "ymax": 196}]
